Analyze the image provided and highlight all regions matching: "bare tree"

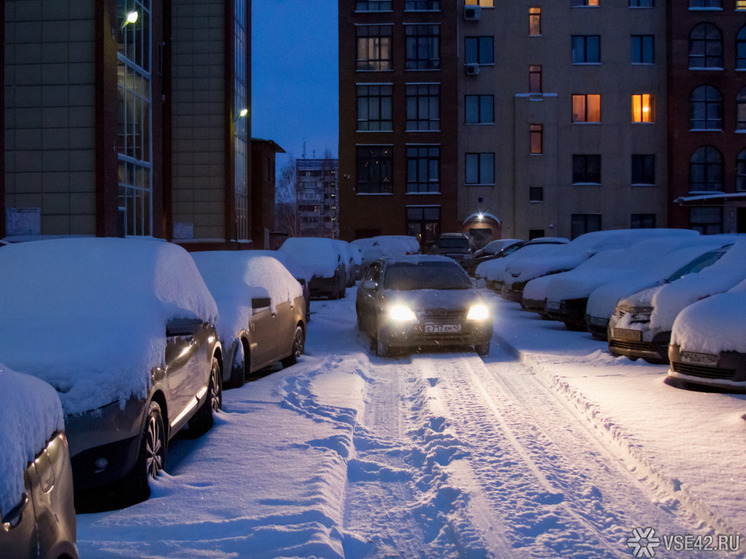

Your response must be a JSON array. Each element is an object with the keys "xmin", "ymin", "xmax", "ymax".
[{"xmin": 275, "ymin": 155, "xmax": 300, "ymax": 237}]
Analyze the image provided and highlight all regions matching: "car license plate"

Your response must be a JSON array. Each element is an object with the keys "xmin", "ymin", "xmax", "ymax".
[
  {"xmin": 425, "ymin": 323, "xmax": 461, "ymax": 334},
  {"xmin": 613, "ymin": 328, "xmax": 642, "ymax": 342},
  {"xmin": 680, "ymin": 351, "xmax": 719, "ymax": 367}
]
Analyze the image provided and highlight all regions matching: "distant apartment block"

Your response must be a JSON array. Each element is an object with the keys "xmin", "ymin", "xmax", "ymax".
[{"xmin": 296, "ymin": 158, "xmax": 340, "ymax": 238}]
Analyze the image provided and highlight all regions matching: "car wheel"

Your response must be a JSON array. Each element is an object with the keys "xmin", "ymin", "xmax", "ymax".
[
  {"xmin": 123, "ymin": 400, "xmax": 166, "ymax": 503},
  {"xmin": 474, "ymin": 342, "xmax": 490, "ymax": 356},
  {"xmin": 376, "ymin": 325, "xmax": 390, "ymax": 358},
  {"xmin": 281, "ymin": 325, "xmax": 305, "ymax": 367},
  {"xmin": 189, "ymin": 357, "xmax": 222, "ymax": 436}
]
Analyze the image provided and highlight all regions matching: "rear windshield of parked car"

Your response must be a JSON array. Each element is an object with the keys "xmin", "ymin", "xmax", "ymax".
[{"xmin": 384, "ymin": 262, "xmax": 471, "ymax": 291}]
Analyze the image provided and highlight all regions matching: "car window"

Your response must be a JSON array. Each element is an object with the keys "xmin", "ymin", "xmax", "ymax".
[
  {"xmin": 383, "ymin": 262, "xmax": 471, "ymax": 290},
  {"xmin": 664, "ymin": 246, "xmax": 729, "ymax": 283},
  {"xmin": 438, "ymin": 238, "xmax": 469, "ymax": 249}
]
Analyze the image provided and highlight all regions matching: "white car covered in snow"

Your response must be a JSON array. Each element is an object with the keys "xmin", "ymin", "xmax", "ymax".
[
  {"xmin": 0, "ymin": 238, "xmax": 224, "ymax": 506},
  {"xmin": 668, "ymin": 276, "xmax": 746, "ymax": 390},
  {"xmin": 192, "ymin": 252, "xmax": 306, "ymax": 388},
  {"xmin": 280, "ymin": 237, "xmax": 348, "ymax": 299},
  {"xmin": 609, "ymin": 238, "xmax": 746, "ymax": 363}
]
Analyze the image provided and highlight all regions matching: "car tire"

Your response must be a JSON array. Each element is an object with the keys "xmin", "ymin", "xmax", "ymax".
[
  {"xmin": 124, "ymin": 400, "xmax": 166, "ymax": 503},
  {"xmin": 189, "ymin": 357, "xmax": 222, "ymax": 436},
  {"xmin": 228, "ymin": 340, "xmax": 247, "ymax": 388},
  {"xmin": 281, "ymin": 325, "xmax": 305, "ymax": 368},
  {"xmin": 474, "ymin": 342, "xmax": 490, "ymax": 356}
]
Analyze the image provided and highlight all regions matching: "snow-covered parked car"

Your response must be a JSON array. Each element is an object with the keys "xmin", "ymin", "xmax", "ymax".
[
  {"xmin": 668, "ymin": 277, "xmax": 746, "ymax": 390},
  {"xmin": 504, "ymin": 229, "xmax": 698, "ymax": 305},
  {"xmin": 350, "ymin": 235, "xmax": 420, "ymax": 275},
  {"xmin": 0, "ymin": 364, "xmax": 78, "ymax": 559},
  {"xmin": 246, "ymin": 249, "xmax": 312, "ymax": 323},
  {"xmin": 280, "ymin": 237, "xmax": 348, "ymax": 299},
  {"xmin": 476, "ymin": 237, "xmax": 570, "ymax": 292},
  {"xmin": 356, "ymin": 255, "xmax": 493, "ymax": 357},
  {"xmin": 334, "ymin": 239, "xmax": 358, "ymax": 287},
  {"xmin": 192, "ymin": 252, "xmax": 306, "ymax": 388},
  {"xmin": 610, "ymin": 238, "xmax": 746, "ymax": 363},
  {"xmin": 0, "ymin": 238, "xmax": 223, "ymax": 506},
  {"xmin": 583, "ymin": 236, "xmax": 731, "ymax": 340},
  {"xmin": 462, "ymin": 238, "xmax": 523, "ymax": 277},
  {"xmin": 541, "ymin": 235, "xmax": 709, "ymax": 331}
]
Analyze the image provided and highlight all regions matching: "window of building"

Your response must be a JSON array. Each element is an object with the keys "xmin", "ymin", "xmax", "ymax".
[
  {"xmin": 406, "ymin": 0, "xmax": 440, "ymax": 9},
  {"xmin": 233, "ymin": 0, "xmax": 249, "ymax": 240},
  {"xmin": 357, "ymin": 84, "xmax": 393, "ymax": 131},
  {"xmin": 631, "ymin": 35, "xmax": 654, "ymax": 64},
  {"xmin": 466, "ymin": 0, "xmax": 494, "ymax": 6},
  {"xmin": 571, "ymin": 214, "xmax": 602, "ymax": 239},
  {"xmin": 631, "ymin": 154, "xmax": 655, "ymax": 185},
  {"xmin": 406, "ymin": 84, "xmax": 440, "ymax": 130},
  {"xmin": 738, "ymin": 88, "xmax": 746, "ymax": 130},
  {"xmin": 407, "ymin": 146, "xmax": 440, "ymax": 193},
  {"xmin": 689, "ymin": 145, "xmax": 723, "ymax": 191},
  {"xmin": 465, "ymin": 153, "xmax": 495, "ymax": 184},
  {"xmin": 689, "ymin": 207, "xmax": 723, "ymax": 235},
  {"xmin": 572, "ymin": 94, "xmax": 601, "ymax": 122},
  {"xmin": 629, "ymin": 0, "xmax": 654, "ymax": 6},
  {"xmin": 631, "ymin": 214, "xmax": 656, "ymax": 228},
  {"xmin": 529, "ymin": 7, "xmax": 542, "ymax": 36},
  {"xmin": 529, "ymin": 187, "xmax": 544, "ymax": 202},
  {"xmin": 690, "ymin": 85, "xmax": 722, "ymax": 130},
  {"xmin": 688, "ymin": 0, "xmax": 722, "ymax": 8},
  {"xmin": 465, "ymin": 95, "xmax": 494, "ymax": 124},
  {"xmin": 529, "ymin": 65, "xmax": 542, "ymax": 93},
  {"xmin": 632, "ymin": 94, "xmax": 655, "ymax": 123},
  {"xmin": 737, "ymin": 27, "xmax": 746, "ymax": 69},
  {"xmin": 407, "ymin": 206, "xmax": 440, "ymax": 246},
  {"xmin": 356, "ymin": 1, "xmax": 392, "ymax": 11},
  {"xmin": 572, "ymin": 154, "xmax": 601, "ymax": 184},
  {"xmin": 465, "ymin": 36, "xmax": 494, "ymax": 65},
  {"xmin": 357, "ymin": 146, "xmax": 393, "ymax": 193},
  {"xmin": 572, "ymin": 0, "xmax": 600, "ymax": 6},
  {"xmin": 572, "ymin": 35, "xmax": 601, "ymax": 64},
  {"xmin": 689, "ymin": 23, "xmax": 723, "ymax": 69},
  {"xmin": 405, "ymin": 25, "xmax": 440, "ymax": 70},
  {"xmin": 738, "ymin": 0, "xmax": 746, "ymax": 10},
  {"xmin": 530, "ymin": 124, "xmax": 543, "ymax": 154},
  {"xmin": 737, "ymin": 150, "xmax": 746, "ymax": 190},
  {"xmin": 357, "ymin": 25, "xmax": 393, "ymax": 71}
]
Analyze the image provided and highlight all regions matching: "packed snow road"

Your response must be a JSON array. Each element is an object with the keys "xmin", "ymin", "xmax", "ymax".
[{"xmin": 77, "ymin": 288, "xmax": 735, "ymax": 558}]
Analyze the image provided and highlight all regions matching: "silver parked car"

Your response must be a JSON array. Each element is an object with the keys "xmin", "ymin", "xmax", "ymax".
[{"xmin": 0, "ymin": 238, "xmax": 223, "ymax": 507}]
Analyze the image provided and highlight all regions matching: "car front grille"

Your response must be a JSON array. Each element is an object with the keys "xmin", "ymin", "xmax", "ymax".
[
  {"xmin": 610, "ymin": 340, "xmax": 654, "ymax": 352},
  {"xmin": 671, "ymin": 362, "xmax": 736, "ymax": 380},
  {"xmin": 417, "ymin": 309, "xmax": 466, "ymax": 322}
]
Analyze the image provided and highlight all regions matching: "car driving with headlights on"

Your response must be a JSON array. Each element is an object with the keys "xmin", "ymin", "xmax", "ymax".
[{"xmin": 356, "ymin": 255, "xmax": 493, "ymax": 357}]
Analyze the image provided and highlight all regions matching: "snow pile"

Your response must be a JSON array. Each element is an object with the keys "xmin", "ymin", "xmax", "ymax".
[
  {"xmin": 584, "ymin": 237, "xmax": 730, "ymax": 320},
  {"xmin": 279, "ymin": 237, "xmax": 342, "ymax": 278},
  {"xmin": 0, "ymin": 238, "xmax": 217, "ymax": 415},
  {"xmin": 0, "ymin": 363, "xmax": 64, "ymax": 518},
  {"xmin": 651, "ymin": 238, "xmax": 746, "ymax": 330},
  {"xmin": 671, "ymin": 277, "xmax": 746, "ymax": 354},
  {"xmin": 350, "ymin": 235, "xmax": 420, "ymax": 264},
  {"xmin": 192, "ymin": 252, "xmax": 303, "ymax": 344},
  {"xmin": 504, "ymin": 228, "xmax": 699, "ymax": 286}
]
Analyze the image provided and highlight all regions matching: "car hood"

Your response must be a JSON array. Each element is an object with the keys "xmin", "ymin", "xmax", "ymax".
[{"xmin": 383, "ymin": 288, "xmax": 484, "ymax": 310}]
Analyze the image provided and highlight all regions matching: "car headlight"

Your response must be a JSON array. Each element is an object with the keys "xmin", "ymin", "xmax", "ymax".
[
  {"xmin": 629, "ymin": 306, "xmax": 653, "ymax": 323},
  {"xmin": 467, "ymin": 303, "xmax": 490, "ymax": 321},
  {"xmin": 388, "ymin": 304, "xmax": 417, "ymax": 322}
]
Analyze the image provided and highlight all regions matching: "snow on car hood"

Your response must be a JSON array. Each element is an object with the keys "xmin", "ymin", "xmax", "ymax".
[
  {"xmin": 671, "ymin": 278, "xmax": 746, "ymax": 354},
  {"xmin": 0, "ymin": 238, "xmax": 218, "ymax": 415},
  {"xmin": 192, "ymin": 252, "xmax": 303, "ymax": 344},
  {"xmin": 0, "ymin": 364, "xmax": 64, "ymax": 518}
]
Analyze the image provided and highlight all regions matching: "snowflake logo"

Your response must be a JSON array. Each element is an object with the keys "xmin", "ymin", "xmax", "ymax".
[{"xmin": 627, "ymin": 527, "xmax": 661, "ymax": 558}]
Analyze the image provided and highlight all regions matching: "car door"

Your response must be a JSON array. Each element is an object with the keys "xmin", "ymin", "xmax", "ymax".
[
  {"xmin": 248, "ymin": 296, "xmax": 277, "ymax": 371},
  {"xmin": 165, "ymin": 318, "xmax": 209, "ymax": 424}
]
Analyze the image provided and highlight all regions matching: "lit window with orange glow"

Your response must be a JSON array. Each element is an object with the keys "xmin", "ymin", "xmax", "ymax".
[
  {"xmin": 530, "ymin": 124, "xmax": 543, "ymax": 154},
  {"xmin": 632, "ymin": 94, "xmax": 655, "ymax": 123},
  {"xmin": 466, "ymin": 0, "xmax": 494, "ymax": 6},
  {"xmin": 529, "ymin": 7, "xmax": 541, "ymax": 35},
  {"xmin": 572, "ymin": 94, "xmax": 601, "ymax": 123},
  {"xmin": 571, "ymin": 0, "xmax": 599, "ymax": 6}
]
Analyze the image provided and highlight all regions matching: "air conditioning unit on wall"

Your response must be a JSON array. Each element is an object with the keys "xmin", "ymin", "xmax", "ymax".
[
  {"xmin": 464, "ymin": 5, "xmax": 481, "ymax": 21},
  {"xmin": 465, "ymin": 63, "xmax": 480, "ymax": 76}
]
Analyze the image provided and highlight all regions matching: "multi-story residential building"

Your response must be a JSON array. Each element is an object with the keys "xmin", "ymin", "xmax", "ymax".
[
  {"xmin": 296, "ymin": 157, "xmax": 340, "ymax": 238},
  {"xmin": 338, "ymin": 0, "xmax": 460, "ymax": 248},
  {"xmin": 668, "ymin": 0, "xmax": 746, "ymax": 234},
  {"xmin": 2, "ymin": 0, "xmax": 257, "ymax": 249}
]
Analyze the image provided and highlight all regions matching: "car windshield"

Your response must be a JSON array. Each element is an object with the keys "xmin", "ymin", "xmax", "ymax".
[
  {"xmin": 384, "ymin": 261, "xmax": 472, "ymax": 291},
  {"xmin": 664, "ymin": 246, "xmax": 730, "ymax": 283}
]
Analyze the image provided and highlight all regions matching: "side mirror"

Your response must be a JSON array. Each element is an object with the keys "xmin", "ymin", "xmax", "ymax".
[{"xmin": 252, "ymin": 297, "xmax": 272, "ymax": 309}]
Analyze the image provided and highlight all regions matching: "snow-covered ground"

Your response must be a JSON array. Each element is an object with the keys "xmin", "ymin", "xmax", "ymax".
[{"xmin": 76, "ymin": 287, "xmax": 746, "ymax": 558}]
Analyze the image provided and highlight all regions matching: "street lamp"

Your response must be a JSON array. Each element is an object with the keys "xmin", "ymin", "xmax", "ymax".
[
  {"xmin": 235, "ymin": 108, "xmax": 248, "ymax": 121},
  {"xmin": 121, "ymin": 10, "xmax": 138, "ymax": 29}
]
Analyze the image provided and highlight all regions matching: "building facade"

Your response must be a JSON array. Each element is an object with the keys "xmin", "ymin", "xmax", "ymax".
[
  {"xmin": 667, "ymin": 0, "xmax": 746, "ymax": 234},
  {"xmin": 296, "ymin": 157, "xmax": 340, "ymax": 238},
  {"xmin": 3, "ymin": 0, "xmax": 256, "ymax": 248}
]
